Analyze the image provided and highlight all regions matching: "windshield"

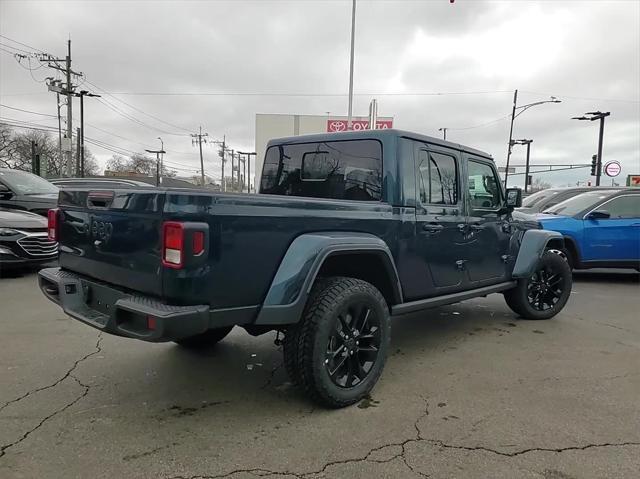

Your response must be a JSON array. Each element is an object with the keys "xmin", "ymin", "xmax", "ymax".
[
  {"xmin": 0, "ymin": 169, "xmax": 59, "ymax": 195},
  {"xmin": 522, "ymin": 189, "xmax": 559, "ymax": 207},
  {"xmin": 544, "ymin": 191, "xmax": 615, "ymax": 216}
]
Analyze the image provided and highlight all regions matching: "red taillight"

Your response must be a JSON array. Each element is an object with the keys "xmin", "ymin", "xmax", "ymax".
[
  {"xmin": 47, "ymin": 208, "xmax": 58, "ymax": 241},
  {"xmin": 147, "ymin": 316, "xmax": 157, "ymax": 331},
  {"xmin": 192, "ymin": 231, "xmax": 205, "ymax": 256},
  {"xmin": 162, "ymin": 222, "xmax": 184, "ymax": 268}
]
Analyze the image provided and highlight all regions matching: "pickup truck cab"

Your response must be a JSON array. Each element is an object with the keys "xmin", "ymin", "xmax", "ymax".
[{"xmin": 38, "ymin": 129, "xmax": 572, "ymax": 407}]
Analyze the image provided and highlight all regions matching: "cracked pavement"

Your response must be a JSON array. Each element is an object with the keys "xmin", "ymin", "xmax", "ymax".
[{"xmin": 1, "ymin": 269, "xmax": 639, "ymax": 478}]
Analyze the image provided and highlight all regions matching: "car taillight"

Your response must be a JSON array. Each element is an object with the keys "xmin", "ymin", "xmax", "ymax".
[
  {"xmin": 162, "ymin": 222, "xmax": 184, "ymax": 268},
  {"xmin": 47, "ymin": 208, "xmax": 59, "ymax": 241},
  {"xmin": 192, "ymin": 231, "xmax": 205, "ymax": 256}
]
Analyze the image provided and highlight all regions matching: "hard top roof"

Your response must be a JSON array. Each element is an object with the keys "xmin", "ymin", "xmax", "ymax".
[{"xmin": 266, "ymin": 128, "xmax": 493, "ymax": 160}]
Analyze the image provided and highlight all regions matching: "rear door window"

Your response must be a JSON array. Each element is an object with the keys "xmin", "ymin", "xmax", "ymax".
[
  {"xmin": 416, "ymin": 149, "xmax": 458, "ymax": 205},
  {"xmin": 260, "ymin": 139, "xmax": 382, "ymax": 201}
]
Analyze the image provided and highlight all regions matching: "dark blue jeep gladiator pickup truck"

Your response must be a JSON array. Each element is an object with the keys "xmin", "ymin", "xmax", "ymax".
[{"xmin": 38, "ymin": 129, "xmax": 572, "ymax": 407}]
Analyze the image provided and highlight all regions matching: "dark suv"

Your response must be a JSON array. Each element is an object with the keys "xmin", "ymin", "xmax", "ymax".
[
  {"xmin": 0, "ymin": 168, "xmax": 58, "ymax": 216},
  {"xmin": 39, "ymin": 129, "xmax": 573, "ymax": 407}
]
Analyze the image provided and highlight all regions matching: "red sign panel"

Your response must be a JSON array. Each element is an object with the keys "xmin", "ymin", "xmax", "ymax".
[{"xmin": 326, "ymin": 119, "xmax": 393, "ymax": 132}]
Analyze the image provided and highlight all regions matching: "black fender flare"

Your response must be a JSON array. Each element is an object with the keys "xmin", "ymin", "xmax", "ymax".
[
  {"xmin": 254, "ymin": 232, "xmax": 402, "ymax": 325},
  {"xmin": 512, "ymin": 229, "xmax": 564, "ymax": 278}
]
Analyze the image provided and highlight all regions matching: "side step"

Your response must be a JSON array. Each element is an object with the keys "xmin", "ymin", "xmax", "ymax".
[{"xmin": 391, "ymin": 281, "xmax": 516, "ymax": 316}]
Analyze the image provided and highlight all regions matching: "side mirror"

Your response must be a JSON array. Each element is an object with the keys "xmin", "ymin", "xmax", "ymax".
[
  {"xmin": 587, "ymin": 210, "xmax": 610, "ymax": 220},
  {"xmin": 505, "ymin": 188, "xmax": 523, "ymax": 208},
  {"xmin": 0, "ymin": 183, "xmax": 13, "ymax": 199}
]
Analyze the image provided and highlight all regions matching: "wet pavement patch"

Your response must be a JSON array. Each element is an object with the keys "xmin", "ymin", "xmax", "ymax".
[{"xmin": 357, "ymin": 394, "xmax": 381, "ymax": 409}]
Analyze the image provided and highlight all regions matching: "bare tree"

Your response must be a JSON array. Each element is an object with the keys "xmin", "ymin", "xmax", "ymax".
[{"xmin": 530, "ymin": 177, "xmax": 552, "ymax": 193}]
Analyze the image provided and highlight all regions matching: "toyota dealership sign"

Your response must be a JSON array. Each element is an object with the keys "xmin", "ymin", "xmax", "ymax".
[{"xmin": 327, "ymin": 119, "xmax": 393, "ymax": 132}]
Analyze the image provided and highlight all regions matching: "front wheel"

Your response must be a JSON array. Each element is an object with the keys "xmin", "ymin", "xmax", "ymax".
[
  {"xmin": 504, "ymin": 251, "xmax": 572, "ymax": 320},
  {"xmin": 284, "ymin": 277, "xmax": 390, "ymax": 408}
]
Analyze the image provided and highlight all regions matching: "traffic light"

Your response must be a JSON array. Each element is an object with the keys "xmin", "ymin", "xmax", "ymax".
[{"xmin": 590, "ymin": 154, "xmax": 598, "ymax": 176}]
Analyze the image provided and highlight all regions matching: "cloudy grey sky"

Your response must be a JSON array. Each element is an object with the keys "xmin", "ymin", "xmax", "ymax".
[{"xmin": 1, "ymin": 0, "xmax": 639, "ymax": 187}]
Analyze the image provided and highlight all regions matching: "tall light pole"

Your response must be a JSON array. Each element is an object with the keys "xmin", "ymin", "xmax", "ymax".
[
  {"xmin": 157, "ymin": 137, "xmax": 163, "ymax": 184},
  {"xmin": 347, "ymin": 0, "xmax": 356, "ymax": 130},
  {"xmin": 145, "ymin": 145, "xmax": 166, "ymax": 187},
  {"xmin": 504, "ymin": 91, "xmax": 561, "ymax": 187},
  {"xmin": 438, "ymin": 127, "xmax": 448, "ymax": 141},
  {"xmin": 76, "ymin": 90, "xmax": 100, "ymax": 177},
  {"xmin": 572, "ymin": 111, "xmax": 610, "ymax": 186},
  {"xmin": 511, "ymin": 139, "xmax": 533, "ymax": 193}
]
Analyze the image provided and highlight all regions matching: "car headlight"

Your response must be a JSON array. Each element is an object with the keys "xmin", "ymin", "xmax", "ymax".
[{"xmin": 0, "ymin": 228, "xmax": 21, "ymax": 237}]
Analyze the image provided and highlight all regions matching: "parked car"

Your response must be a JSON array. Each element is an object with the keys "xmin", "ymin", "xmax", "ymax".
[
  {"xmin": 518, "ymin": 186, "xmax": 624, "ymax": 214},
  {"xmin": 38, "ymin": 129, "xmax": 572, "ymax": 408},
  {"xmin": 0, "ymin": 207, "xmax": 58, "ymax": 268},
  {"xmin": 0, "ymin": 168, "xmax": 59, "ymax": 216},
  {"xmin": 537, "ymin": 189, "xmax": 640, "ymax": 270},
  {"xmin": 51, "ymin": 178, "xmax": 153, "ymax": 189}
]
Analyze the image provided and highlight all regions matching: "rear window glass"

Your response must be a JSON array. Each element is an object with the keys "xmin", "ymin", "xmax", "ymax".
[{"xmin": 260, "ymin": 139, "xmax": 382, "ymax": 201}]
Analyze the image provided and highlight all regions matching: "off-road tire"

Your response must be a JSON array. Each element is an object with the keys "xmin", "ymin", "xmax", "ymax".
[
  {"xmin": 283, "ymin": 276, "xmax": 390, "ymax": 408},
  {"xmin": 174, "ymin": 326, "xmax": 233, "ymax": 348},
  {"xmin": 504, "ymin": 251, "xmax": 572, "ymax": 320}
]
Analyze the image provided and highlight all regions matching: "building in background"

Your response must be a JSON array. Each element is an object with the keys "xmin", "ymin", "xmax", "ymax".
[{"xmin": 254, "ymin": 113, "xmax": 393, "ymax": 189}]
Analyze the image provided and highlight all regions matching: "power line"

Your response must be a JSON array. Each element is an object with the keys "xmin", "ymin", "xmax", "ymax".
[
  {"xmin": 103, "ymin": 89, "xmax": 513, "ymax": 97},
  {"xmin": 0, "ymin": 103, "xmax": 57, "ymax": 117},
  {"xmin": 0, "ymin": 34, "xmax": 44, "ymax": 53},
  {"xmin": 447, "ymin": 113, "xmax": 511, "ymax": 131},
  {"xmin": 84, "ymin": 79, "xmax": 193, "ymax": 133}
]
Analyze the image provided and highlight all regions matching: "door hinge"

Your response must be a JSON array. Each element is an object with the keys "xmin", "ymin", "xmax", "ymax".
[
  {"xmin": 455, "ymin": 259, "xmax": 467, "ymax": 271},
  {"xmin": 501, "ymin": 254, "xmax": 511, "ymax": 263}
]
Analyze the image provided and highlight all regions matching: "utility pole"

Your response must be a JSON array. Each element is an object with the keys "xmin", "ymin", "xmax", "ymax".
[
  {"xmin": 438, "ymin": 127, "xmax": 448, "ymax": 140},
  {"xmin": 191, "ymin": 126, "xmax": 209, "ymax": 186},
  {"xmin": 238, "ymin": 151, "xmax": 256, "ymax": 193},
  {"xmin": 216, "ymin": 136, "xmax": 226, "ymax": 191},
  {"xmin": 42, "ymin": 41, "xmax": 83, "ymax": 177},
  {"xmin": 65, "ymin": 40, "xmax": 73, "ymax": 177},
  {"xmin": 571, "ymin": 111, "xmax": 610, "ymax": 186},
  {"xmin": 347, "ymin": 0, "xmax": 357, "ymax": 129},
  {"xmin": 56, "ymin": 92, "xmax": 62, "ymax": 177},
  {"xmin": 229, "ymin": 150, "xmax": 236, "ymax": 191}
]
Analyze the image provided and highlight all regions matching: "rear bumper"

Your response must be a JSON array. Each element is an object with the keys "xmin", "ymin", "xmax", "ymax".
[{"xmin": 38, "ymin": 267, "xmax": 232, "ymax": 342}]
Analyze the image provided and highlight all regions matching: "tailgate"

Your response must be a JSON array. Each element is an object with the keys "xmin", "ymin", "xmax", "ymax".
[{"xmin": 57, "ymin": 188, "xmax": 164, "ymax": 296}]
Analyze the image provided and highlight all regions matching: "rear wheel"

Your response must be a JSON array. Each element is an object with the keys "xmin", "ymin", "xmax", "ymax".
[
  {"xmin": 284, "ymin": 277, "xmax": 390, "ymax": 408},
  {"xmin": 505, "ymin": 251, "xmax": 572, "ymax": 320},
  {"xmin": 174, "ymin": 326, "xmax": 233, "ymax": 349}
]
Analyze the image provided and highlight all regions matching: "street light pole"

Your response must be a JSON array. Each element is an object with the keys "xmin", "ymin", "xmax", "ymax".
[
  {"xmin": 504, "ymin": 91, "xmax": 561, "ymax": 187},
  {"xmin": 504, "ymin": 89, "xmax": 518, "ymax": 188},
  {"xmin": 145, "ymin": 148, "xmax": 166, "ymax": 186},
  {"xmin": 347, "ymin": 0, "xmax": 356, "ymax": 130},
  {"xmin": 77, "ymin": 90, "xmax": 101, "ymax": 177},
  {"xmin": 571, "ymin": 111, "xmax": 610, "ymax": 187},
  {"xmin": 438, "ymin": 127, "xmax": 448, "ymax": 141}
]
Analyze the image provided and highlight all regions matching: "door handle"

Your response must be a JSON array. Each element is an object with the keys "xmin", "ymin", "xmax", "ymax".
[
  {"xmin": 470, "ymin": 223, "xmax": 485, "ymax": 231},
  {"xmin": 423, "ymin": 223, "xmax": 444, "ymax": 233},
  {"xmin": 631, "ymin": 223, "xmax": 640, "ymax": 227}
]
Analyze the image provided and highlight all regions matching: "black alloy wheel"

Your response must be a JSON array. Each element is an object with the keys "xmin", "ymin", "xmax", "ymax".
[
  {"xmin": 325, "ymin": 302, "xmax": 381, "ymax": 388},
  {"xmin": 504, "ymin": 251, "xmax": 572, "ymax": 320},
  {"xmin": 526, "ymin": 266, "xmax": 565, "ymax": 312}
]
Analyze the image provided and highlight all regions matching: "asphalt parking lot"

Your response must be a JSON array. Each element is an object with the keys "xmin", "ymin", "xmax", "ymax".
[{"xmin": 0, "ymin": 268, "xmax": 639, "ymax": 479}]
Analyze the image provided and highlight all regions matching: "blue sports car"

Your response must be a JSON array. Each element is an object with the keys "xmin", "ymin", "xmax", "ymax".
[{"xmin": 536, "ymin": 188, "xmax": 640, "ymax": 271}]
